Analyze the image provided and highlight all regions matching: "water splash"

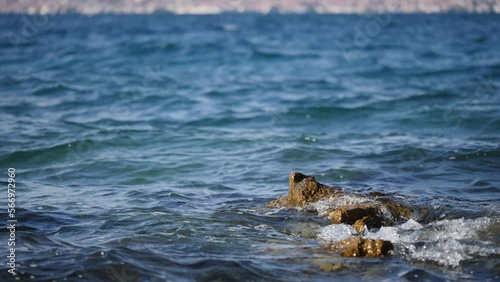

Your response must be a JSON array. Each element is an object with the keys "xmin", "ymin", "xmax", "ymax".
[{"xmin": 318, "ymin": 217, "xmax": 499, "ymax": 267}]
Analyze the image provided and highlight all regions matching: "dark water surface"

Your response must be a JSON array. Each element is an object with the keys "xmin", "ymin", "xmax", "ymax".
[{"xmin": 0, "ymin": 13, "xmax": 499, "ymax": 281}]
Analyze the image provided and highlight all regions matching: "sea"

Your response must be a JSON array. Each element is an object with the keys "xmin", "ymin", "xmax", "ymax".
[{"xmin": 0, "ymin": 13, "xmax": 499, "ymax": 281}]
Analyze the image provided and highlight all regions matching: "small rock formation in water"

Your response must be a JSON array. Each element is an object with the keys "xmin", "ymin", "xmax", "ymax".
[
  {"xmin": 268, "ymin": 172, "xmax": 415, "ymax": 257},
  {"xmin": 268, "ymin": 172, "xmax": 342, "ymax": 208},
  {"xmin": 326, "ymin": 238, "xmax": 394, "ymax": 258}
]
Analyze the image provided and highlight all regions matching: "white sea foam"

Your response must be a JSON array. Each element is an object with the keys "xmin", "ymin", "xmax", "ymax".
[
  {"xmin": 310, "ymin": 195, "xmax": 378, "ymax": 217},
  {"xmin": 318, "ymin": 224, "xmax": 356, "ymax": 241},
  {"xmin": 399, "ymin": 219, "xmax": 423, "ymax": 230},
  {"xmin": 318, "ymin": 216, "xmax": 499, "ymax": 267}
]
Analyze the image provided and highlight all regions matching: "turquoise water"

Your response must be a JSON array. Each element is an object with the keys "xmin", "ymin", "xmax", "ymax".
[{"xmin": 0, "ymin": 13, "xmax": 499, "ymax": 281}]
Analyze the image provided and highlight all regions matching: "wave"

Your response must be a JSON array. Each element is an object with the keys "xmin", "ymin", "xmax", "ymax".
[
  {"xmin": 123, "ymin": 41, "xmax": 179, "ymax": 56},
  {"xmin": 381, "ymin": 90, "xmax": 460, "ymax": 104},
  {"xmin": 251, "ymin": 48, "xmax": 319, "ymax": 60},
  {"xmin": 30, "ymin": 83, "xmax": 83, "ymax": 96},
  {"xmin": 0, "ymin": 141, "xmax": 94, "ymax": 167}
]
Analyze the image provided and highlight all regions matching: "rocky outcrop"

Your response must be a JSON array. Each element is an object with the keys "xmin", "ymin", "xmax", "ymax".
[
  {"xmin": 268, "ymin": 172, "xmax": 342, "ymax": 208},
  {"xmin": 353, "ymin": 215, "xmax": 382, "ymax": 233},
  {"xmin": 268, "ymin": 172, "xmax": 414, "ymax": 228},
  {"xmin": 328, "ymin": 206, "xmax": 382, "ymax": 227},
  {"xmin": 326, "ymin": 238, "xmax": 394, "ymax": 257},
  {"xmin": 378, "ymin": 197, "xmax": 414, "ymax": 220},
  {"xmin": 268, "ymin": 172, "xmax": 415, "ymax": 258}
]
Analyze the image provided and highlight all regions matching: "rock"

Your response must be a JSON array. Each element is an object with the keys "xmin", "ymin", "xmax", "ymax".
[
  {"xmin": 378, "ymin": 197, "xmax": 414, "ymax": 220},
  {"xmin": 326, "ymin": 238, "xmax": 394, "ymax": 258},
  {"xmin": 368, "ymin": 191, "xmax": 387, "ymax": 197},
  {"xmin": 268, "ymin": 172, "xmax": 342, "ymax": 208},
  {"xmin": 289, "ymin": 222, "xmax": 323, "ymax": 239},
  {"xmin": 353, "ymin": 218, "xmax": 366, "ymax": 233},
  {"xmin": 268, "ymin": 172, "xmax": 415, "ymax": 228},
  {"xmin": 318, "ymin": 263, "xmax": 348, "ymax": 272},
  {"xmin": 267, "ymin": 171, "xmax": 418, "ymax": 261},
  {"xmin": 353, "ymin": 216, "xmax": 382, "ymax": 233},
  {"xmin": 328, "ymin": 206, "xmax": 383, "ymax": 228}
]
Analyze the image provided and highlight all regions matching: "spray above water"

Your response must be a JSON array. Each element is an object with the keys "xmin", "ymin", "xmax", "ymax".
[{"xmin": 318, "ymin": 217, "xmax": 499, "ymax": 267}]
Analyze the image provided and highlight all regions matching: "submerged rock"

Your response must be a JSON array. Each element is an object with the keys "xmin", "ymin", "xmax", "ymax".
[
  {"xmin": 378, "ymin": 197, "xmax": 414, "ymax": 220},
  {"xmin": 326, "ymin": 238, "xmax": 394, "ymax": 258},
  {"xmin": 318, "ymin": 262, "xmax": 349, "ymax": 272}
]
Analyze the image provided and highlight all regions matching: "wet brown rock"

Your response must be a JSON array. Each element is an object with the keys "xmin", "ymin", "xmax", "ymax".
[
  {"xmin": 318, "ymin": 263, "xmax": 348, "ymax": 272},
  {"xmin": 368, "ymin": 191, "xmax": 387, "ymax": 197},
  {"xmin": 328, "ymin": 206, "xmax": 382, "ymax": 227},
  {"xmin": 353, "ymin": 216, "xmax": 382, "ymax": 233},
  {"xmin": 326, "ymin": 238, "xmax": 394, "ymax": 258},
  {"xmin": 267, "ymin": 195, "xmax": 289, "ymax": 208},
  {"xmin": 268, "ymin": 172, "xmax": 342, "ymax": 208},
  {"xmin": 379, "ymin": 198, "xmax": 414, "ymax": 220},
  {"xmin": 268, "ymin": 171, "xmax": 417, "ymax": 236},
  {"xmin": 353, "ymin": 218, "xmax": 365, "ymax": 233}
]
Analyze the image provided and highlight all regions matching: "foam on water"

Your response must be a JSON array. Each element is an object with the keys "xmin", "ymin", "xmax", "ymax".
[
  {"xmin": 310, "ymin": 194, "xmax": 394, "ymax": 221},
  {"xmin": 399, "ymin": 219, "xmax": 423, "ymax": 230},
  {"xmin": 318, "ymin": 223, "xmax": 357, "ymax": 241},
  {"xmin": 318, "ymin": 217, "xmax": 499, "ymax": 267},
  {"xmin": 310, "ymin": 195, "xmax": 380, "ymax": 216}
]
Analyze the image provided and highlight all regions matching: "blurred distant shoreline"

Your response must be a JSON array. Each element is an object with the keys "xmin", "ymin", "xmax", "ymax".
[{"xmin": 1, "ymin": 0, "xmax": 500, "ymax": 15}]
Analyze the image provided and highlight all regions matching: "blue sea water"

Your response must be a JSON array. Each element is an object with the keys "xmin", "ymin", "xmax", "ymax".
[{"xmin": 0, "ymin": 13, "xmax": 499, "ymax": 281}]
